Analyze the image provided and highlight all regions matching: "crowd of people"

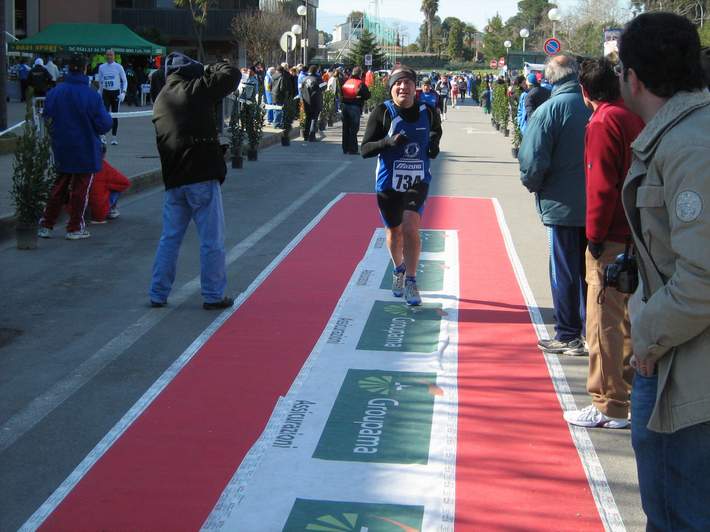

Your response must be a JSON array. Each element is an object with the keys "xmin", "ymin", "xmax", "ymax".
[{"xmin": 19, "ymin": 10, "xmax": 710, "ymax": 528}]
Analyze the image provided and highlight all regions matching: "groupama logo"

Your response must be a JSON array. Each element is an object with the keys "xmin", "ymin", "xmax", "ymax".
[{"xmin": 358, "ymin": 375, "xmax": 443, "ymax": 397}]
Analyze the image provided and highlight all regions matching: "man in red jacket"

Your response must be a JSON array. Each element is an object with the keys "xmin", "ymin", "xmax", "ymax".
[{"xmin": 564, "ymin": 57, "xmax": 644, "ymax": 429}]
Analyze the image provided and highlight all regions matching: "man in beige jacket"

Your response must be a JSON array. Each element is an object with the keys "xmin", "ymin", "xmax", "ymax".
[{"xmin": 619, "ymin": 12, "xmax": 710, "ymax": 530}]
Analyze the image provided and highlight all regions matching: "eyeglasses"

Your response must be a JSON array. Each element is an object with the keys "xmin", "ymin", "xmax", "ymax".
[{"xmin": 613, "ymin": 62, "xmax": 625, "ymax": 77}]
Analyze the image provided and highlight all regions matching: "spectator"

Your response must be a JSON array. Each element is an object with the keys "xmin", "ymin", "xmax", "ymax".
[
  {"xmin": 518, "ymin": 55, "xmax": 591, "ymax": 355},
  {"xmin": 327, "ymin": 68, "xmax": 343, "ymax": 113},
  {"xmin": 524, "ymin": 72, "xmax": 551, "ymax": 122},
  {"xmin": 271, "ymin": 63, "xmax": 293, "ymax": 129},
  {"xmin": 516, "ymin": 81, "xmax": 529, "ymax": 135},
  {"xmin": 365, "ymin": 67, "xmax": 375, "ymax": 88},
  {"xmin": 237, "ymin": 66, "xmax": 258, "ymax": 104},
  {"xmin": 296, "ymin": 64, "xmax": 308, "ymax": 97},
  {"xmin": 264, "ymin": 66, "xmax": 276, "ymax": 125},
  {"xmin": 618, "ymin": 13, "xmax": 710, "ymax": 529},
  {"xmin": 37, "ymin": 54, "xmax": 113, "ymax": 240},
  {"xmin": 89, "ymin": 144, "xmax": 131, "ymax": 224},
  {"xmin": 481, "ymin": 83, "xmax": 492, "ymax": 114},
  {"xmin": 300, "ymin": 65, "xmax": 323, "ymax": 142},
  {"xmin": 150, "ymin": 52, "xmax": 241, "ymax": 310},
  {"xmin": 563, "ymin": 57, "xmax": 644, "ymax": 430},
  {"xmin": 28, "ymin": 58, "xmax": 52, "ymax": 97},
  {"xmin": 45, "ymin": 56, "xmax": 60, "ymax": 85},
  {"xmin": 149, "ymin": 66, "xmax": 166, "ymax": 103},
  {"xmin": 340, "ymin": 66, "xmax": 371, "ymax": 154},
  {"xmin": 18, "ymin": 58, "xmax": 31, "ymax": 102}
]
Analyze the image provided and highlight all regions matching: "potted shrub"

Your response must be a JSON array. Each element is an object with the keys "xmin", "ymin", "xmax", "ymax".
[
  {"xmin": 511, "ymin": 118, "xmax": 522, "ymax": 159},
  {"xmin": 321, "ymin": 90, "xmax": 335, "ymax": 129},
  {"xmin": 281, "ymin": 97, "xmax": 298, "ymax": 146},
  {"xmin": 228, "ymin": 99, "xmax": 245, "ymax": 169},
  {"xmin": 244, "ymin": 103, "xmax": 264, "ymax": 161},
  {"xmin": 11, "ymin": 113, "xmax": 53, "ymax": 249}
]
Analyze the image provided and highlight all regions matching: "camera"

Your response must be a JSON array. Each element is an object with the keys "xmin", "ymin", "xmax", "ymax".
[{"xmin": 603, "ymin": 244, "xmax": 639, "ymax": 294}]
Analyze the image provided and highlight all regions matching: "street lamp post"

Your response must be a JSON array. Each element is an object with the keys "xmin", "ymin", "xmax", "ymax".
[
  {"xmin": 548, "ymin": 8, "xmax": 562, "ymax": 39},
  {"xmin": 291, "ymin": 23, "xmax": 302, "ymax": 67},
  {"xmin": 504, "ymin": 39, "xmax": 512, "ymax": 68},
  {"xmin": 519, "ymin": 28, "xmax": 529, "ymax": 54},
  {"xmin": 297, "ymin": 4, "xmax": 308, "ymax": 65}
]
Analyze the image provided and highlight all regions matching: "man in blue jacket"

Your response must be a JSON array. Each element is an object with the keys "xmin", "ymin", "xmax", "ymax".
[
  {"xmin": 518, "ymin": 55, "xmax": 592, "ymax": 355},
  {"xmin": 38, "ymin": 54, "xmax": 113, "ymax": 240}
]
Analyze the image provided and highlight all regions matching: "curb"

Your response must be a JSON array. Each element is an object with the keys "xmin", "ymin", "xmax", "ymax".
[{"xmin": 0, "ymin": 125, "xmax": 314, "ymax": 242}]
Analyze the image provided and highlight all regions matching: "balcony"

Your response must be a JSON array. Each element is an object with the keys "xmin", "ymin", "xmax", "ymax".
[{"xmin": 112, "ymin": 8, "xmax": 245, "ymax": 41}]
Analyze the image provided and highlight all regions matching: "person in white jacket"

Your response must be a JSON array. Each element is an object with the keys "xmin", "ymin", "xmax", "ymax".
[{"xmin": 98, "ymin": 49, "xmax": 127, "ymax": 145}]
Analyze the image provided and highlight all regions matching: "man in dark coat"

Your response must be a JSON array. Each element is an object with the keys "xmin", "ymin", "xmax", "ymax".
[
  {"xmin": 28, "ymin": 58, "xmax": 53, "ymax": 97},
  {"xmin": 271, "ymin": 64, "xmax": 293, "ymax": 128},
  {"xmin": 149, "ymin": 52, "xmax": 241, "ymax": 310},
  {"xmin": 300, "ymin": 65, "xmax": 323, "ymax": 141}
]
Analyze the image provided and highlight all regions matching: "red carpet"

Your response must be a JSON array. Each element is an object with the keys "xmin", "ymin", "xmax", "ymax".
[{"xmin": 39, "ymin": 195, "xmax": 602, "ymax": 531}]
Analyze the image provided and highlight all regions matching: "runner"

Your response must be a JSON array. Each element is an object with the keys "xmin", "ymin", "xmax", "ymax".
[
  {"xmin": 361, "ymin": 65, "xmax": 443, "ymax": 306},
  {"xmin": 435, "ymin": 75, "xmax": 450, "ymax": 120},
  {"xmin": 98, "ymin": 49, "xmax": 127, "ymax": 145},
  {"xmin": 419, "ymin": 79, "xmax": 439, "ymax": 110},
  {"xmin": 451, "ymin": 76, "xmax": 460, "ymax": 108}
]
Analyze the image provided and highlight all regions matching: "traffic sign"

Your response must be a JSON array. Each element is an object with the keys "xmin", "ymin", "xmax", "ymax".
[
  {"xmin": 280, "ymin": 31, "xmax": 297, "ymax": 53},
  {"xmin": 544, "ymin": 38, "xmax": 562, "ymax": 56},
  {"xmin": 489, "ymin": 59, "xmax": 498, "ymax": 69},
  {"xmin": 364, "ymin": 54, "xmax": 373, "ymax": 66},
  {"xmin": 498, "ymin": 57, "xmax": 506, "ymax": 67}
]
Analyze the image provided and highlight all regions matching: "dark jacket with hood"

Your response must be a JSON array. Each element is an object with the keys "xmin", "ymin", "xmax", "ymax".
[
  {"xmin": 300, "ymin": 74, "xmax": 323, "ymax": 112},
  {"xmin": 152, "ymin": 54, "xmax": 241, "ymax": 190}
]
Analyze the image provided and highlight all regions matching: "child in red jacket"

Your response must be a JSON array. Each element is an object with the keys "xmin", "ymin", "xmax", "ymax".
[{"xmin": 89, "ymin": 148, "xmax": 131, "ymax": 223}]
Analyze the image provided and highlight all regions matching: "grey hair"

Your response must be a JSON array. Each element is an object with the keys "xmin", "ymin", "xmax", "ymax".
[{"xmin": 545, "ymin": 55, "xmax": 579, "ymax": 84}]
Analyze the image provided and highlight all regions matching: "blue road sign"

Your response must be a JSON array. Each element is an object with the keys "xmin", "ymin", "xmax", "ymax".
[{"xmin": 544, "ymin": 38, "xmax": 561, "ymax": 56}]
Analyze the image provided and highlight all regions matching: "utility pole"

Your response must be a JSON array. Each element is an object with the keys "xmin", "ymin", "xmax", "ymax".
[{"xmin": 0, "ymin": 0, "xmax": 7, "ymax": 131}]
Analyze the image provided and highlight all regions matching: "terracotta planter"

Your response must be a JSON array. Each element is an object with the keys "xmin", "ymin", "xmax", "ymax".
[
  {"xmin": 247, "ymin": 149, "xmax": 258, "ymax": 161},
  {"xmin": 16, "ymin": 222, "xmax": 38, "ymax": 250}
]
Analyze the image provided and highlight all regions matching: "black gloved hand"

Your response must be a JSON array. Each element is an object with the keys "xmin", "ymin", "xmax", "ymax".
[
  {"xmin": 428, "ymin": 145, "xmax": 440, "ymax": 159},
  {"xmin": 588, "ymin": 241, "xmax": 604, "ymax": 260},
  {"xmin": 385, "ymin": 133, "xmax": 409, "ymax": 148}
]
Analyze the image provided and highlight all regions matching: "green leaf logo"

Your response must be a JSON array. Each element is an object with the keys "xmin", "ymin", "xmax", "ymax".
[
  {"xmin": 305, "ymin": 512, "xmax": 358, "ymax": 531},
  {"xmin": 383, "ymin": 304, "xmax": 409, "ymax": 317},
  {"xmin": 358, "ymin": 375, "xmax": 394, "ymax": 395}
]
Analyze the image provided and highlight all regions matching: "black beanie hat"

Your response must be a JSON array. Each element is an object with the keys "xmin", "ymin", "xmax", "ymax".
[{"xmin": 388, "ymin": 66, "xmax": 417, "ymax": 91}]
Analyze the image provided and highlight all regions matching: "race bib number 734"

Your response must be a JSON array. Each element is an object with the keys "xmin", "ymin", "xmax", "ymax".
[{"xmin": 393, "ymin": 160, "xmax": 425, "ymax": 192}]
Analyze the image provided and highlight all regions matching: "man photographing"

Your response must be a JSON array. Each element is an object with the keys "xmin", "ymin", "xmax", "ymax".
[{"xmin": 361, "ymin": 66, "xmax": 443, "ymax": 306}]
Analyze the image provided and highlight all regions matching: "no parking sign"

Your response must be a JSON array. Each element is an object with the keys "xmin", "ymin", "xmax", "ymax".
[{"xmin": 544, "ymin": 38, "xmax": 561, "ymax": 56}]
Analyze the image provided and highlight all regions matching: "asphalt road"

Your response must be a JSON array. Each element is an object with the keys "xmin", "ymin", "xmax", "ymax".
[{"xmin": 0, "ymin": 100, "xmax": 644, "ymax": 531}]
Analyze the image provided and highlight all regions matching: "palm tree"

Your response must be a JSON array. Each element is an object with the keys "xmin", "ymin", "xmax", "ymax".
[{"xmin": 420, "ymin": 0, "xmax": 439, "ymax": 52}]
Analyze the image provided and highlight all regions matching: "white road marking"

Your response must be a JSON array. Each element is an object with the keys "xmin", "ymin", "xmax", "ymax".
[
  {"xmin": 491, "ymin": 198, "xmax": 626, "ymax": 532},
  {"xmin": 20, "ymin": 193, "xmax": 348, "ymax": 531},
  {"xmin": 0, "ymin": 163, "xmax": 352, "ymax": 455}
]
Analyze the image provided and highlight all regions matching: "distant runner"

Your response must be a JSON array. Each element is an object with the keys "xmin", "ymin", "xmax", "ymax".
[
  {"xmin": 361, "ymin": 65, "xmax": 443, "ymax": 306},
  {"xmin": 98, "ymin": 49, "xmax": 127, "ymax": 145}
]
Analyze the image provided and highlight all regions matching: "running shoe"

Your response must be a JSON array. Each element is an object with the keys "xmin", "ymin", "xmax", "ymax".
[
  {"xmin": 107, "ymin": 207, "xmax": 120, "ymax": 219},
  {"xmin": 537, "ymin": 337, "xmax": 585, "ymax": 354},
  {"xmin": 65, "ymin": 229, "xmax": 91, "ymax": 240},
  {"xmin": 203, "ymin": 297, "xmax": 234, "ymax": 310},
  {"xmin": 111, "ymin": 137, "xmax": 118, "ymax": 146},
  {"xmin": 404, "ymin": 279, "xmax": 421, "ymax": 306},
  {"xmin": 90, "ymin": 219, "xmax": 107, "ymax": 224},
  {"xmin": 37, "ymin": 227, "xmax": 52, "ymax": 238},
  {"xmin": 392, "ymin": 270, "xmax": 405, "ymax": 298},
  {"xmin": 564, "ymin": 405, "xmax": 630, "ymax": 429}
]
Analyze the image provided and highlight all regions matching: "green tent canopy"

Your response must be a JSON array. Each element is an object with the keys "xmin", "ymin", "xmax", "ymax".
[{"xmin": 8, "ymin": 23, "xmax": 166, "ymax": 56}]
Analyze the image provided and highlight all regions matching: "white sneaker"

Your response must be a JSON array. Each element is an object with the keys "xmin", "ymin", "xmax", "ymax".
[
  {"xmin": 65, "ymin": 229, "xmax": 91, "ymax": 240},
  {"xmin": 392, "ymin": 270, "xmax": 405, "ymax": 298},
  {"xmin": 404, "ymin": 279, "xmax": 421, "ymax": 306},
  {"xmin": 37, "ymin": 227, "xmax": 52, "ymax": 238},
  {"xmin": 564, "ymin": 405, "xmax": 630, "ymax": 429},
  {"xmin": 111, "ymin": 139, "xmax": 118, "ymax": 146},
  {"xmin": 107, "ymin": 207, "xmax": 120, "ymax": 219}
]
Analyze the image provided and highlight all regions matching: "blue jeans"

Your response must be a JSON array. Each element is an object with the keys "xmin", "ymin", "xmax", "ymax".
[
  {"xmin": 273, "ymin": 109, "xmax": 284, "ymax": 129},
  {"xmin": 149, "ymin": 180, "xmax": 226, "ymax": 304},
  {"xmin": 632, "ymin": 374, "xmax": 710, "ymax": 531},
  {"xmin": 547, "ymin": 225, "xmax": 587, "ymax": 340},
  {"xmin": 265, "ymin": 91, "xmax": 274, "ymax": 124}
]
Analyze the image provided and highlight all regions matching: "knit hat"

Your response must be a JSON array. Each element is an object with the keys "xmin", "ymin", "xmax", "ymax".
[
  {"xmin": 165, "ymin": 52, "xmax": 204, "ymax": 79},
  {"xmin": 526, "ymin": 73, "xmax": 538, "ymax": 85},
  {"xmin": 388, "ymin": 66, "xmax": 417, "ymax": 91},
  {"xmin": 34, "ymin": 58, "xmax": 44, "ymax": 67}
]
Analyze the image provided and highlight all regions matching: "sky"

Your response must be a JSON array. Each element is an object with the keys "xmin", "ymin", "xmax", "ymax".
[{"xmin": 316, "ymin": 0, "xmax": 577, "ymax": 39}]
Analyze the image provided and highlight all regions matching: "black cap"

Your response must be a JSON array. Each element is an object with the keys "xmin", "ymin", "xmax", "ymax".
[{"xmin": 68, "ymin": 53, "xmax": 88, "ymax": 72}]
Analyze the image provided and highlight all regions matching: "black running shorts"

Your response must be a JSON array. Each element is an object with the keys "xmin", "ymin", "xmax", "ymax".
[{"xmin": 376, "ymin": 181, "xmax": 430, "ymax": 228}]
